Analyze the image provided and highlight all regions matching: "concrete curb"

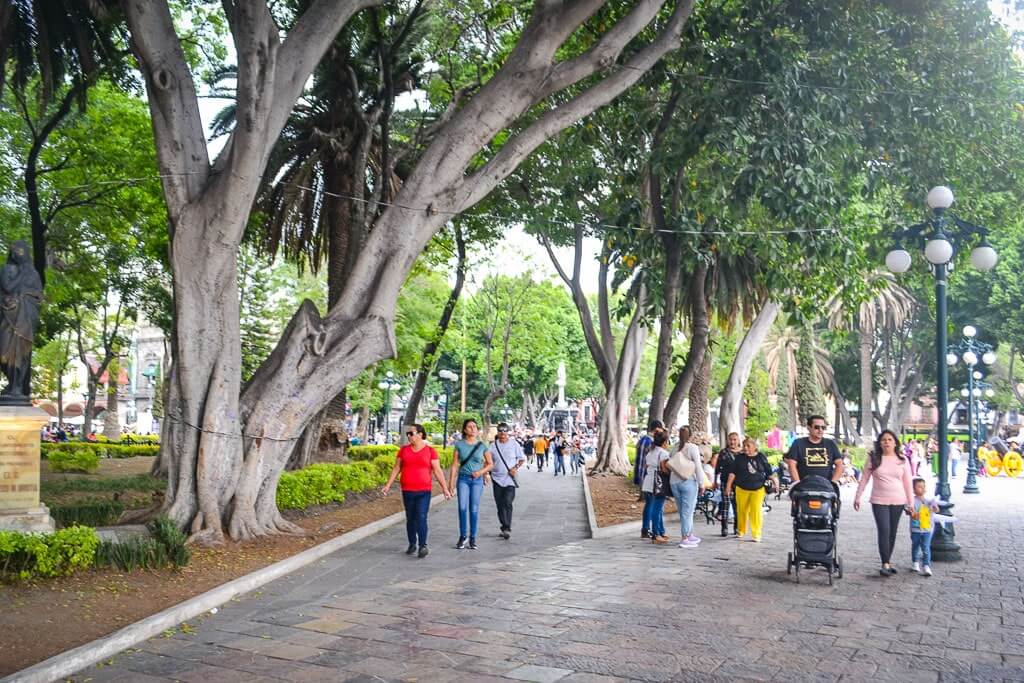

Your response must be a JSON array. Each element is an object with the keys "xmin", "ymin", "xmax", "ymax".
[
  {"xmin": 5, "ymin": 494, "xmax": 446, "ymax": 683},
  {"xmin": 581, "ymin": 471, "xmax": 679, "ymax": 539}
]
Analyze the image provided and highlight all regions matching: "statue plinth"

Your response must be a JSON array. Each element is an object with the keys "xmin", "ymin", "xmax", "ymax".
[{"xmin": 0, "ymin": 405, "xmax": 54, "ymax": 532}]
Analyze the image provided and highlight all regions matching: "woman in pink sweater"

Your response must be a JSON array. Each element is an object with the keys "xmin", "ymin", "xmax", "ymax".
[{"xmin": 854, "ymin": 429, "xmax": 914, "ymax": 576}]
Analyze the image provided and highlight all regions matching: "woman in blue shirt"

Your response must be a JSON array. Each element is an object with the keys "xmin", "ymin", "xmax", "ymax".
[{"xmin": 447, "ymin": 418, "xmax": 493, "ymax": 549}]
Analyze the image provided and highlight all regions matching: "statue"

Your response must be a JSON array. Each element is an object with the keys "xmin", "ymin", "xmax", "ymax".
[{"xmin": 0, "ymin": 241, "xmax": 42, "ymax": 403}]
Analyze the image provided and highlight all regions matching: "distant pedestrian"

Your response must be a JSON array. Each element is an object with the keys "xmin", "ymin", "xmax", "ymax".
[
  {"xmin": 533, "ymin": 433, "xmax": 549, "ymax": 472},
  {"xmin": 668, "ymin": 426, "xmax": 704, "ymax": 548},
  {"xmin": 909, "ymin": 477, "xmax": 939, "ymax": 576},
  {"xmin": 381, "ymin": 423, "xmax": 453, "ymax": 558},
  {"xmin": 553, "ymin": 430, "xmax": 567, "ymax": 476},
  {"xmin": 635, "ymin": 420, "xmax": 663, "ymax": 509},
  {"xmin": 854, "ymin": 429, "xmax": 914, "ymax": 576},
  {"xmin": 642, "ymin": 429, "xmax": 671, "ymax": 545},
  {"xmin": 949, "ymin": 439, "xmax": 962, "ymax": 478},
  {"xmin": 491, "ymin": 422, "xmax": 525, "ymax": 539},
  {"xmin": 724, "ymin": 437, "xmax": 777, "ymax": 543},
  {"xmin": 522, "ymin": 433, "xmax": 535, "ymax": 469},
  {"xmin": 713, "ymin": 432, "xmax": 741, "ymax": 537},
  {"xmin": 448, "ymin": 419, "xmax": 493, "ymax": 550}
]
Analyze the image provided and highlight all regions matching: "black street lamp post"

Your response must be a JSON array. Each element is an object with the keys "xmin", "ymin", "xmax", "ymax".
[
  {"xmin": 947, "ymin": 326, "xmax": 996, "ymax": 495},
  {"xmin": 885, "ymin": 186, "xmax": 998, "ymax": 562},
  {"xmin": 438, "ymin": 369, "xmax": 458, "ymax": 448},
  {"xmin": 377, "ymin": 371, "xmax": 401, "ymax": 444}
]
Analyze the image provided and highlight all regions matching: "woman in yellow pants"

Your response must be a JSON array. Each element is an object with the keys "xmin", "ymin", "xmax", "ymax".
[{"xmin": 725, "ymin": 437, "xmax": 779, "ymax": 542}]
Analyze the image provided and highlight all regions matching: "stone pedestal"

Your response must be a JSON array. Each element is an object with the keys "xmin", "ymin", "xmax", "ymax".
[{"xmin": 0, "ymin": 405, "xmax": 54, "ymax": 532}]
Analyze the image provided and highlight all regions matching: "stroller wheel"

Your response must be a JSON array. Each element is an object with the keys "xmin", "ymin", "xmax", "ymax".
[
  {"xmin": 836, "ymin": 556, "xmax": 843, "ymax": 579},
  {"xmin": 794, "ymin": 561, "xmax": 800, "ymax": 583},
  {"xmin": 787, "ymin": 551, "xmax": 793, "ymax": 575},
  {"xmin": 828, "ymin": 569, "xmax": 834, "ymax": 586}
]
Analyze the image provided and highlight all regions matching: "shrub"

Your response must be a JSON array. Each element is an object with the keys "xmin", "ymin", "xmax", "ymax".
[
  {"xmin": 347, "ymin": 444, "xmax": 398, "ymax": 461},
  {"xmin": 276, "ymin": 467, "xmax": 347, "ymax": 509},
  {"xmin": 420, "ymin": 419, "xmax": 443, "ymax": 436},
  {"xmin": 94, "ymin": 516, "xmax": 189, "ymax": 571},
  {"xmin": 47, "ymin": 447, "xmax": 100, "ymax": 474},
  {"xmin": 42, "ymin": 442, "xmax": 160, "ymax": 459},
  {"xmin": 0, "ymin": 526, "xmax": 99, "ymax": 580},
  {"xmin": 50, "ymin": 499, "xmax": 125, "ymax": 528}
]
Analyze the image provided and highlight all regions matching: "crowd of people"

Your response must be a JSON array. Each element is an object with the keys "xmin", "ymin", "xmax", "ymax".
[
  {"xmin": 381, "ymin": 419, "xmax": 593, "ymax": 557},
  {"xmin": 377, "ymin": 409, "xmax": 993, "ymax": 581},
  {"xmin": 631, "ymin": 413, "xmax": 949, "ymax": 579}
]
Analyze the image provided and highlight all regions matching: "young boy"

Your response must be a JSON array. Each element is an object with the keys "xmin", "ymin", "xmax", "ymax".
[{"xmin": 909, "ymin": 477, "xmax": 940, "ymax": 577}]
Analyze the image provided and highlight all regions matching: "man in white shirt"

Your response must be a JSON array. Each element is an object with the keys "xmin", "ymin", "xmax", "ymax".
[
  {"xmin": 949, "ymin": 439, "xmax": 962, "ymax": 478},
  {"xmin": 491, "ymin": 423, "xmax": 526, "ymax": 539}
]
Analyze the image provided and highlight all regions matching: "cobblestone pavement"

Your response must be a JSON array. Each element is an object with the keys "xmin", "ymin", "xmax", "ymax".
[{"xmin": 68, "ymin": 469, "xmax": 1024, "ymax": 683}]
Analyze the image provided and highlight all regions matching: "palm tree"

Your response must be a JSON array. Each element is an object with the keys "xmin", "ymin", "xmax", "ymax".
[
  {"xmin": 827, "ymin": 270, "xmax": 917, "ymax": 444},
  {"xmin": 764, "ymin": 323, "xmax": 833, "ymax": 430}
]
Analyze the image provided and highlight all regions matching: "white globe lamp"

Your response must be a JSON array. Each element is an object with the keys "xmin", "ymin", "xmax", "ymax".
[
  {"xmin": 924, "ymin": 234, "xmax": 954, "ymax": 265},
  {"xmin": 926, "ymin": 185, "xmax": 955, "ymax": 210},
  {"xmin": 960, "ymin": 388, "xmax": 970, "ymax": 398},
  {"xmin": 963, "ymin": 325, "xmax": 977, "ymax": 338},
  {"xmin": 946, "ymin": 352, "xmax": 959, "ymax": 366},
  {"xmin": 970, "ymin": 242, "xmax": 998, "ymax": 271},
  {"xmin": 982, "ymin": 351, "xmax": 997, "ymax": 366},
  {"xmin": 885, "ymin": 248, "xmax": 912, "ymax": 274},
  {"xmin": 963, "ymin": 351, "xmax": 978, "ymax": 366}
]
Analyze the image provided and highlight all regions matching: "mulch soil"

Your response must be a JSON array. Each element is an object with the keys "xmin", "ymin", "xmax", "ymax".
[
  {"xmin": 587, "ymin": 472, "xmax": 676, "ymax": 527},
  {"xmin": 0, "ymin": 481, "xmax": 442, "ymax": 676}
]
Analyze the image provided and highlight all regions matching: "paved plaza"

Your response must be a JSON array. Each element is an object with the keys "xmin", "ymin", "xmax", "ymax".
[{"xmin": 67, "ymin": 468, "xmax": 1024, "ymax": 683}]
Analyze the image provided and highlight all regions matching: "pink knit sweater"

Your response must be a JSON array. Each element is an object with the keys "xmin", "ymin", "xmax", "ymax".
[{"xmin": 855, "ymin": 454, "xmax": 914, "ymax": 506}]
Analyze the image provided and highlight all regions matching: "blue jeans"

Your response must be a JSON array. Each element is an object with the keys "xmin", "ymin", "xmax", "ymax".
[
  {"xmin": 911, "ymin": 530, "xmax": 932, "ymax": 566},
  {"xmin": 951, "ymin": 458, "xmax": 959, "ymax": 477},
  {"xmin": 402, "ymin": 490, "xmax": 431, "ymax": 547},
  {"xmin": 554, "ymin": 454, "xmax": 565, "ymax": 475},
  {"xmin": 642, "ymin": 491, "xmax": 654, "ymax": 533},
  {"xmin": 648, "ymin": 495, "xmax": 666, "ymax": 536},
  {"xmin": 671, "ymin": 478, "xmax": 699, "ymax": 538},
  {"xmin": 456, "ymin": 473, "xmax": 484, "ymax": 538}
]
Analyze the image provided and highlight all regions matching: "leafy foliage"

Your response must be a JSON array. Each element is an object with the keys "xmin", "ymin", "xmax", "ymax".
[
  {"xmin": 47, "ymin": 447, "xmax": 100, "ymax": 474},
  {"xmin": 0, "ymin": 525, "xmax": 99, "ymax": 580}
]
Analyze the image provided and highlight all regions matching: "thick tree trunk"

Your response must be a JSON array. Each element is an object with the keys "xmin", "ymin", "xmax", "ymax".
[
  {"xmin": 688, "ymin": 345, "xmax": 712, "ymax": 435},
  {"xmin": 649, "ymin": 234, "xmax": 682, "ymax": 424},
  {"xmin": 859, "ymin": 317, "xmax": 874, "ymax": 447},
  {"xmin": 402, "ymin": 225, "xmax": 466, "ymax": 428},
  {"xmin": 83, "ymin": 379, "xmax": 97, "ymax": 437},
  {"xmin": 591, "ymin": 312, "xmax": 648, "ymax": 474},
  {"xmin": 662, "ymin": 265, "xmax": 710, "ymax": 433},
  {"xmin": 103, "ymin": 382, "xmax": 120, "ymax": 440},
  {"xmin": 719, "ymin": 302, "xmax": 780, "ymax": 442}
]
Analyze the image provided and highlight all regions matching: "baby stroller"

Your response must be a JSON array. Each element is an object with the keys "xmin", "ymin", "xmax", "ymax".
[{"xmin": 786, "ymin": 475, "xmax": 843, "ymax": 585}]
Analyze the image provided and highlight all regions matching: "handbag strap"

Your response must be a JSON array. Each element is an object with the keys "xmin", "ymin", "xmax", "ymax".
[
  {"xmin": 494, "ymin": 441, "xmax": 513, "ymax": 472},
  {"xmin": 459, "ymin": 441, "xmax": 484, "ymax": 468}
]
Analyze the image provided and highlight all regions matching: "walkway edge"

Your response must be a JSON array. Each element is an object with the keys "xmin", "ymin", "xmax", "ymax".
[
  {"xmin": 4, "ymin": 495, "xmax": 445, "ymax": 683},
  {"xmin": 582, "ymin": 473, "xmax": 679, "ymax": 539}
]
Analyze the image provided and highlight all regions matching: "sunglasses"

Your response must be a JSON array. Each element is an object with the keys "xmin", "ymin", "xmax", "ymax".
[
  {"xmin": 405, "ymin": 431, "xmax": 415, "ymax": 437},
  {"xmin": 811, "ymin": 424, "xmax": 826, "ymax": 430},
  {"xmin": 497, "ymin": 428, "xmax": 509, "ymax": 433}
]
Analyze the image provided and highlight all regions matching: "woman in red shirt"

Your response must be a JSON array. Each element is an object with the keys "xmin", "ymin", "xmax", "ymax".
[{"xmin": 381, "ymin": 423, "xmax": 452, "ymax": 558}]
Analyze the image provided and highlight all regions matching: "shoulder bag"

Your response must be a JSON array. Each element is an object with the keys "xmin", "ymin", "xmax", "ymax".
[
  {"xmin": 493, "ymin": 441, "xmax": 519, "ymax": 488},
  {"xmin": 668, "ymin": 446, "xmax": 696, "ymax": 480},
  {"xmin": 652, "ymin": 454, "xmax": 671, "ymax": 498}
]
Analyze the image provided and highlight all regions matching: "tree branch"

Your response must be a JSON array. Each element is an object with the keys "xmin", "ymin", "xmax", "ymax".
[{"xmin": 455, "ymin": 0, "xmax": 694, "ymax": 212}]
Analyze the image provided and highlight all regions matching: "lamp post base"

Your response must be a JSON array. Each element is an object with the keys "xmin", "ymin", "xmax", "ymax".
[{"xmin": 930, "ymin": 500, "xmax": 962, "ymax": 562}]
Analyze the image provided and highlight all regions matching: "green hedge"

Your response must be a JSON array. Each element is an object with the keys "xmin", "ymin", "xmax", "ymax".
[
  {"xmin": 48, "ymin": 448, "xmax": 100, "ymax": 474},
  {"xmin": 347, "ymin": 444, "xmax": 398, "ymax": 461},
  {"xmin": 277, "ymin": 447, "xmax": 454, "ymax": 511},
  {"xmin": 94, "ymin": 434, "xmax": 160, "ymax": 445},
  {"xmin": 43, "ymin": 442, "xmax": 160, "ymax": 459},
  {"xmin": 50, "ymin": 499, "xmax": 125, "ymax": 527},
  {"xmin": 0, "ymin": 525, "xmax": 100, "ymax": 579}
]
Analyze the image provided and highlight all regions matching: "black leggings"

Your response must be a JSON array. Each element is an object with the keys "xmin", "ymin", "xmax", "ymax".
[{"xmin": 871, "ymin": 503, "xmax": 904, "ymax": 564}]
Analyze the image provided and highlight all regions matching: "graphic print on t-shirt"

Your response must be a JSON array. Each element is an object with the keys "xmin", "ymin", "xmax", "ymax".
[{"xmin": 804, "ymin": 447, "xmax": 829, "ymax": 467}]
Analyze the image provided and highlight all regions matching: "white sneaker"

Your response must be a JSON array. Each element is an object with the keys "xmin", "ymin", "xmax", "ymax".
[
  {"xmin": 923, "ymin": 565, "xmax": 933, "ymax": 577},
  {"xmin": 679, "ymin": 539, "xmax": 699, "ymax": 548},
  {"xmin": 912, "ymin": 561, "xmax": 920, "ymax": 573}
]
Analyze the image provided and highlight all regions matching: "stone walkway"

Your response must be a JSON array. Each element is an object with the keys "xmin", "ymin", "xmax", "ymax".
[{"xmin": 68, "ymin": 469, "xmax": 1024, "ymax": 683}]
